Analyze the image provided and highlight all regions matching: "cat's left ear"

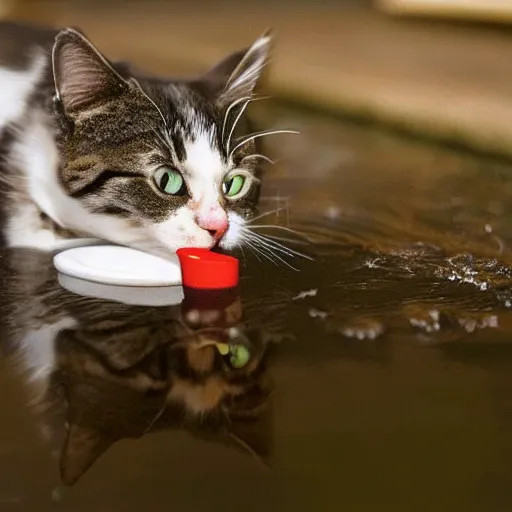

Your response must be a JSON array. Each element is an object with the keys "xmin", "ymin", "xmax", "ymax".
[
  {"xmin": 60, "ymin": 423, "xmax": 114, "ymax": 486},
  {"xmin": 52, "ymin": 28, "xmax": 130, "ymax": 116},
  {"xmin": 202, "ymin": 30, "xmax": 273, "ymax": 107}
]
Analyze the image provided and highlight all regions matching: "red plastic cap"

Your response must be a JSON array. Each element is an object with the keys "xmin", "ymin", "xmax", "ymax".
[{"xmin": 176, "ymin": 248, "xmax": 239, "ymax": 289}]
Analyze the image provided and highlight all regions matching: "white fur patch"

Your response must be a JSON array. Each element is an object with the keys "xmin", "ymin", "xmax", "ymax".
[
  {"xmin": 149, "ymin": 206, "xmax": 213, "ymax": 252},
  {"xmin": 19, "ymin": 317, "xmax": 77, "ymax": 383},
  {"xmin": 0, "ymin": 51, "xmax": 46, "ymax": 131},
  {"xmin": 7, "ymin": 113, "xmax": 150, "ymax": 252},
  {"xmin": 221, "ymin": 211, "xmax": 246, "ymax": 250},
  {"xmin": 183, "ymin": 128, "xmax": 225, "ymax": 210}
]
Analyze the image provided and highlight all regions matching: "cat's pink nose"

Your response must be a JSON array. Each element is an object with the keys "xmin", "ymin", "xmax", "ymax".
[{"xmin": 196, "ymin": 211, "xmax": 229, "ymax": 240}]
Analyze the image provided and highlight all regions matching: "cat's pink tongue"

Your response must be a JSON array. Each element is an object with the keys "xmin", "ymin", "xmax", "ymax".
[{"xmin": 176, "ymin": 248, "xmax": 239, "ymax": 289}]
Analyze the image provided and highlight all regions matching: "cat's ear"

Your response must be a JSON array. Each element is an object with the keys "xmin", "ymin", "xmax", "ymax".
[
  {"xmin": 225, "ymin": 376, "xmax": 274, "ymax": 465},
  {"xmin": 59, "ymin": 423, "xmax": 114, "ymax": 486},
  {"xmin": 203, "ymin": 30, "xmax": 273, "ymax": 107},
  {"xmin": 52, "ymin": 28, "xmax": 129, "ymax": 115},
  {"xmin": 226, "ymin": 402, "xmax": 273, "ymax": 466}
]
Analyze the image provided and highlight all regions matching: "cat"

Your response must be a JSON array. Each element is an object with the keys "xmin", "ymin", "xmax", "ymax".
[
  {"xmin": 0, "ymin": 247, "xmax": 275, "ymax": 485},
  {"xmin": 0, "ymin": 20, "xmax": 277, "ymax": 257}
]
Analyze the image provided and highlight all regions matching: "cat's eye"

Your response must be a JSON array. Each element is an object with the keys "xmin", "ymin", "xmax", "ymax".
[
  {"xmin": 222, "ymin": 174, "xmax": 246, "ymax": 198},
  {"xmin": 153, "ymin": 166, "xmax": 187, "ymax": 195}
]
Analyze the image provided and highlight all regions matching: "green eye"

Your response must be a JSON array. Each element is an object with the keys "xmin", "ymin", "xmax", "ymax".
[
  {"xmin": 228, "ymin": 344, "xmax": 251, "ymax": 369},
  {"xmin": 223, "ymin": 175, "xmax": 246, "ymax": 198},
  {"xmin": 153, "ymin": 167, "xmax": 186, "ymax": 195}
]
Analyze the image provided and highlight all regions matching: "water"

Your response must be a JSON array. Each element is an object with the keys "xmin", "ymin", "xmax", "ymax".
[{"xmin": 2, "ymin": 104, "xmax": 512, "ymax": 511}]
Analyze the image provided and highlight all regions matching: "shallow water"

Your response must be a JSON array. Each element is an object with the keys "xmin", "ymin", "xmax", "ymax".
[{"xmin": 2, "ymin": 104, "xmax": 512, "ymax": 511}]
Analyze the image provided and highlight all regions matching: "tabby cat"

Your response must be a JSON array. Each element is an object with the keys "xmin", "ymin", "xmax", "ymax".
[{"xmin": 0, "ymin": 21, "xmax": 277, "ymax": 256}]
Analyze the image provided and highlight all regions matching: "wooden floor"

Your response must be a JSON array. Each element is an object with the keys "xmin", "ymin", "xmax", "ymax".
[{"xmin": 5, "ymin": 1, "xmax": 512, "ymax": 157}]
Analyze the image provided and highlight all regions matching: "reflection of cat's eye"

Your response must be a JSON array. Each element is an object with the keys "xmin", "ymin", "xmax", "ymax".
[
  {"xmin": 229, "ymin": 344, "xmax": 250, "ymax": 368},
  {"xmin": 215, "ymin": 343, "xmax": 251, "ymax": 368},
  {"xmin": 153, "ymin": 166, "xmax": 187, "ymax": 195},
  {"xmin": 222, "ymin": 174, "xmax": 246, "ymax": 198}
]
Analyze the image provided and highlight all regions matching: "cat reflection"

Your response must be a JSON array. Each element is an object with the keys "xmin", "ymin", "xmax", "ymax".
[{"xmin": 1, "ymin": 249, "xmax": 273, "ymax": 486}]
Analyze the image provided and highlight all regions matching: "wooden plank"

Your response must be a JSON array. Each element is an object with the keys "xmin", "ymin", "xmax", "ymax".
[{"xmin": 376, "ymin": 0, "xmax": 512, "ymax": 23}]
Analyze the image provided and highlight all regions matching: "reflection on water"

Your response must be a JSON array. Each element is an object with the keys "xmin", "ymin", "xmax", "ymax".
[
  {"xmin": 0, "ymin": 249, "xmax": 274, "ymax": 487},
  {"xmin": 2, "ymin": 105, "xmax": 512, "ymax": 510}
]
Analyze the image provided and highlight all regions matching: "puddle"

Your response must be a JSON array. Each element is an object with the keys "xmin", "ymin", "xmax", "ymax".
[{"xmin": 2, "ymin": 104, "xmax": 512, "ymax": 511}]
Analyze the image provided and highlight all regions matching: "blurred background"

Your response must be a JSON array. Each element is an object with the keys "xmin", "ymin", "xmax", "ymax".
[{"xmin": 2, "ymin": 0, "xmax": 512, "ymax": 158}]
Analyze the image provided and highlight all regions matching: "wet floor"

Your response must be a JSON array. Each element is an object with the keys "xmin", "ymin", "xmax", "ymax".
[{"xmin": 2, "ymin": 103, "xmax": 512, "ymax": 511}]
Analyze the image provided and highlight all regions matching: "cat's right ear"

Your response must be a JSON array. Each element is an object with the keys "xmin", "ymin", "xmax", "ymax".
[
  {"xmin": 52, "ymin": 28, "xmax": 129, "ymax": 116},
  {"xmin": 201, "ymin": 30, "xmax": 273, "ymax": 107}
]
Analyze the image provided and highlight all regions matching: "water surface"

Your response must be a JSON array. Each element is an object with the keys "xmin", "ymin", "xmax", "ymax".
[{"xmin": 2, "ymin": 104, "xmax": 512, "ymax": 511}]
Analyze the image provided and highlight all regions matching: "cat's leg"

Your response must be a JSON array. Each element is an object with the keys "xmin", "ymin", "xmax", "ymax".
[
  {"xmin": 0, "ymin": 51, "xmax": 68, "ymax": 250},
  {"xmin": 5, "ymin": 196, "xmax": 86, "ymax": 251}
]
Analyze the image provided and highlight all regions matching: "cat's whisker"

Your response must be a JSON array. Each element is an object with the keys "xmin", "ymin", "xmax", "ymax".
[
  {"xmin": 221, "ymin": 96, "xmax": 251, "ymax": 143},
  {"xmin": 257, "ymin": 234, "xmax": 310, "ymax": 246},
  {"xmin": 237, "ymin": 242, "xmax": 247, "ymax": 260},
  {"xmin": 226, "ymin": 98, "xmax": 251, "ymax": 154},
  {"xmin": 242, "ymin": 229, "xmax": 303, "ymax": 269},
  {"xmin": 158, "ymin": 130, "xmax": 172, "ymax": 149},
  {"xmin": 143, "ymin": 403, "xmax": 167, "ymax": 434},
  {"xmin": 238, "ymin": 235, "xmax": 260, "ymax": 262},
  {"xmin": 222, "ymin": 95, "xmax": 270, "ymax": 150},
  {"xmin": 243, "ymin": 238, "xmax": 274, "ymax": 265},
  {"xmin": 243, "ymin": 228, "xmax": 313, "ymax": 261},
  {"xmin": 229, "ymin": 130, "xmax": 299, "ymax": 160},
  {"xmin": 130, "ymin": 78, "xmax": 172, "ymax": 144},
  {"xmin": 241, "ymin": 154, "xmax": 275, "ymax": 166},
  {"xmin": 242, "ymin": 231, "xmax": 282, "ymax": 265},
  {"xmin": 249, "ymin": 208, "xmax": 288, "ymax": 223},
  {"xmin": 250, "ymin": 240, "xmax": 293, "ymax": 269},
  {"xmin": 150, "ymin": 126, "xmax": 172, "ymax": 152},
  {"xmin": 251, "ymin": 239, "xmax": 307, "ymax": 265},
  {"xmin": 249, "ymin": 237, "xmax": 300, "ymax": 271},
  {"xmin": 247, "ymin": 224, "xmax": 311, "ymax": 241},
  {"xmin": 259, "ymin": 195, "xmax": 291, "ymax": 202}
]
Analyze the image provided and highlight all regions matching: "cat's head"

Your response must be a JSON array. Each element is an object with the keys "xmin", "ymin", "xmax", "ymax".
[{"xmin": 51, "ymin": 28, "xmax": 273, "ymax": 257}]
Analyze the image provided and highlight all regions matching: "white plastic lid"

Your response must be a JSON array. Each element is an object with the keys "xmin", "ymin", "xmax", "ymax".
[{"xmin": 53, "ymin": 245, "xmax": 183, "ymax": 287}]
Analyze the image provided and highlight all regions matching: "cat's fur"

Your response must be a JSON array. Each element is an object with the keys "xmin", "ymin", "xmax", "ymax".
[
  {"xmin": 1, "ymin": 248, "xmax": 274, "ymax": 485},
  {"xmin": 0, "ymin": 21, "xmax": 271, "ymax": 256}
]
